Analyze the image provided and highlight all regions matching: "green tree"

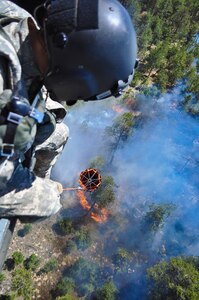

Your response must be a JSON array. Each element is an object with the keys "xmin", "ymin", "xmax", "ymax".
[
  {"xmin": 112, "ymin": 247, "xmax": 132, "ymax": 272},
  {"xmin": 18, "ymin": 224, "xmax": 33, "ymax": 237},
  {"xmin": 25, "ymin": 254, "xmax": 41, "ymax": 271},
  {"xmin": 74, "ymin": 227, "xmax": 91, "ymax": 250},
  {"xmin": 143, "ymin": 203, "xmax": 175, "ymax": 232},
  {"xmin": 89, "ymin": 155, "xmax": 105, "ymax": 172},
  {"xmin": 91, "ymin": 175, "xmax": 116, "ymax": 209},
  {"xmin": 55, "ymin": 295, "xmax": 79, "ymax": 300},
  {"xmin": 94, "ymin": 280, "xmax": 118, "ymax": 300},
  {"xmin": 184, "ymin": 63, "xmax": 199, "ymax": 114},
  {"xmin": 56, "ymin": 277, "xmax": 75, "ymax": 297},
  {"xmin": 64, "ymin": 240, "xmax": 77, "ymax": 254},
  {"xmin": 11, "ymin": 266, "xmax": 34, "ymax": 300},
  {"xmin": 59, "ymin": 218, "xmax": 75, "ymax": 235},
  {"xmin": 106, "ymin": 112, "xmax": 134, "ymax": 163},
  {"xmin": 128, "ymin": 0, "xmax": 199, "ymax": 98},
  {"xmin": 68, "ymin": 258, "xmax": 99, "ymax": 286},
  {"xmin": 23, "ymin": 224, "xmax": 32, "ymax": 235},
  {"xmin": 186, "ymin": 256, "xmax": 199, "ymax": 271},
  {"xmin": 147, "ymin": 257, "xmax": 199, "ymax": 300},
  {"xmin": 42, "ymin": 257, "xmax": 58, "ymax": 273},
  {"xmin": 79, "ymin": 283, "xmax": 94, "ymax": 297},
  {"xmin": 12, "ymin": 251, "xmax": 24, "ymax": 266},
  {"xmin": 101, "ymin": 175, "xmax": 115, "ymax": 188}
]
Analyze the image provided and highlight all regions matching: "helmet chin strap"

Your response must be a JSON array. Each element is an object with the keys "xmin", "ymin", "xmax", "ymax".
[{"xmin": 95, "ymin": 72, "xmax": 135, "ymax": 100}]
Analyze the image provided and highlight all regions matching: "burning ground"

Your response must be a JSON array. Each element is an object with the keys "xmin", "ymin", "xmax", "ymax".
[
  {"xmin": 2, "ymin": 87, "xmax": 199, "ymax": 299},
  {"xmin": 51, "ymin": 87, "xmax": 199, "ymax": 298}
]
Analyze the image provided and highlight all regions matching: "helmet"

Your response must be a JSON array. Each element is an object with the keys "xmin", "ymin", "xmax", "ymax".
[{"xmin": 36, "ymin": 0, "xmax": 137, "ymax": 104}]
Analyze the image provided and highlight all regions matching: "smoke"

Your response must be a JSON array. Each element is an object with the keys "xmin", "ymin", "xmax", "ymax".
[
  {"xmin": 53, "ymin": 87, "xmax": 199, "ymax": 298},
  {"xmin": 53, "ymin": 99, "xmax": 116, "ymax": 187},
  {"xmin": 113, "ymin": 89, "xmax": 199, "ymax": 259}
]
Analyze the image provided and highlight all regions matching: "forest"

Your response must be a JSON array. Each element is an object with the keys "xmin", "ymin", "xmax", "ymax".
[
  {"xmin": 0, "ymin": 0, "xmax": 199, "ymax": 299},
  {"xmin": 122, "ymin": 0, "xmax": 199, "ymax": 98}
]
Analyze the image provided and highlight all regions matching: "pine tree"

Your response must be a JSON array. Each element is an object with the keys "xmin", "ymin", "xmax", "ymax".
[
  {"xmin": 125, "ymin": 0, "xmax": 199, "ymax": 98},
  {"xmin": 106, "ymin": 112, "xmax": 134, "ymax": 163},
  {"xmin": 147, "ymin": 257, "xmax": 199, "ymax": 299}
]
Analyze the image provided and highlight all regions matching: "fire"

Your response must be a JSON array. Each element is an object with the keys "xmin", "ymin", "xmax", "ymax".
[
  {"xmin": 77, "ymin": 190, "xmax": 90, "ymax": 210},
  {"xmin": 77, "ymin": 190, "xmax": 108, "ymax": 223},
  {"xmin": 90, "ymin": 208, "xmax": 108, "ymax": 223}
]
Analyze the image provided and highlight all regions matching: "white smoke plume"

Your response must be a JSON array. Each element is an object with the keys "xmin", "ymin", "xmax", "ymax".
[{"xmin": 53, "ymin": 87, "xmax": 199, "ymax": 298}]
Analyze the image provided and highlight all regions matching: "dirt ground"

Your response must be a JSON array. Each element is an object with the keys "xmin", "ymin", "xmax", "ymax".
[
  {"xmin": 0, "ymin": 193, "xmax": 80, "ymax": 299},
  {"xmin": 0, "ymin": 191, "xmax": 106, "ymax": 299}
]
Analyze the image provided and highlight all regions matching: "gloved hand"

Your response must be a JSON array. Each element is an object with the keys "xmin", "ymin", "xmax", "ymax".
[{"xmin": 56, "ymin": 181, "xmax": 63, "ymax": 194}]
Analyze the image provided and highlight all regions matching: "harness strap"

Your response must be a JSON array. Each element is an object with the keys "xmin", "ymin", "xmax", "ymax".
[
  {"xmin": 0, "ymin": 15, "xmax": 44, "ymax": 158},
  {"xmin": 1, "ymin": 123, "xmax": 16, "ymax": 156},
  {"xmin": 0, "ymin": 94, "xmax": 44, "ymax": 157}
]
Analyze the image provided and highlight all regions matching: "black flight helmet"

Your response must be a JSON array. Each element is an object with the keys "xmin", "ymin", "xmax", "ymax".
[{"xmin": 35, "ymin": 0, "xmax": 137, "ymax": 104}]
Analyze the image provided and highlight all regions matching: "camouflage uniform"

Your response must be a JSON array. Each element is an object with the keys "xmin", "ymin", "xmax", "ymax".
[{"xmin": 0, "ymin": 0, "xmax": 69, "ymax": 217}]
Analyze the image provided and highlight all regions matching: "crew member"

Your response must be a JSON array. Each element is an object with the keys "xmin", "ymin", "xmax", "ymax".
[{"xmin": 0, "ymin": 0, "xmax": 137, "ymax": 218}]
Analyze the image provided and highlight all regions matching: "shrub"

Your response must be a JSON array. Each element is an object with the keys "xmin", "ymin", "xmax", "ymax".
[
  {"xmin": 59, "ymin": 218, "xmax": 75, "ymax": 235},
  {"xmin": 94, "ymin": 280, "xmax": 118, "ymax": 300},
  {"xmin": 23, "ymin": 224, "xmax": 32, "ymax": 235},
  {"xmin": 143, "ymin": 203, "xmax": 175, "ymax": 232},
  {"xmin": 25, "ymin": 254, "xmax": 40, "ymax": 271},
  {"xmin": 56, "ymin": 277, "xmax": 75, "ymax": 296},
  {"xmin": 55, "ymin": 294, "xmax": 79, "ymax": 300},
  {"xmin": 12, "ymin": 251, "xmax": 24, "ymax": 266},
  {"xmin": 79, "ymin": 283, "xmax": 94, "ymax": 297},
  {"xmin": 42, "ymin": 258, "xmax": 58, "ymax": 273},
  {"xmin": 11, "ymin": 266, "xmax": 34, "ymax": 299},
  {"xmin": 147, "ymin": 257, "xmax": 199, "ymax": 300},
  {"xmin": 18, "ymin": 224, "xmax": 32, "ymax": 237},
  {"xmin": 74, "ymin": 227, "xmax": 91, "ymax": 250},
  {"xmin": 112, "ymin": 247, "xmax": 132, "ymax": 271},
  {"xmin": 68, "ymin": 258, "xmax": 99, "ymax": 286},
  {"xmin": 64, "ymin": 240, "xmax": 77, "ymax": 255}
]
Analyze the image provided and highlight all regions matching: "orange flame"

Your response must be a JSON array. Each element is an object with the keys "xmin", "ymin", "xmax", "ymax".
[
  {"xmin": 77, "ymin": 190, "xmax": 108, "ymax": 223},
  {"xmin": 77, "ymin": 190, "xmax": 90, "ymax": 210}
]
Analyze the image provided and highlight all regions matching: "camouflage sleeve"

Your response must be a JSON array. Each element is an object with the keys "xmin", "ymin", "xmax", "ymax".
[
  {"xmin": 0, "ymin": 2, "xmax": 65, "ymax": 218},
  {"xmin": 34, "ymin": 91, "xmax": 69, "ymax": 178},
  {"xmin": 0, "ymin": 0, "xmax": 32, "ymax": 19},
  {"xmin": 0, "ymin": 117, "xmax": 69, "ymax": 217},
  {"xmin": 0, "ymin": 160, "xmax": 62, "ymax": 217},
  {"xmin": 34, "ymin": 122, "xmax": 69, "ymax": 178},
  {"xmin": 0, "ymin": 84, "xmax": 64, "ymax": 217}
]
